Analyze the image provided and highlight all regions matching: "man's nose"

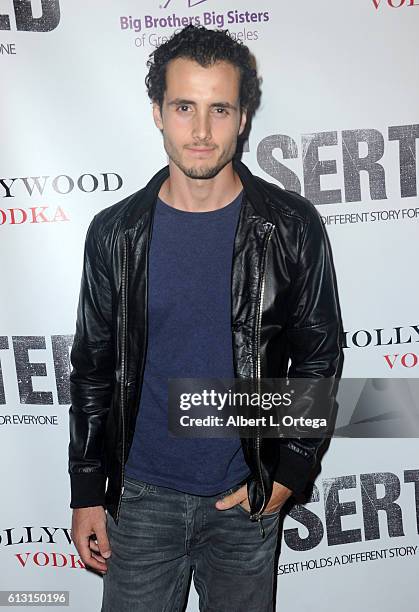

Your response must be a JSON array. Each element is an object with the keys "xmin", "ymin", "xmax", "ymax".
[{"xmin": 192, "ymin": 110, "xmax": 212, "ymax": 142}]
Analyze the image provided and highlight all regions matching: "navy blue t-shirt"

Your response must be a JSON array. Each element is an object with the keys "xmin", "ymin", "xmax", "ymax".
[{"xmin": 125, "ymin": 190, "xmax": 251, "ymax": 494}]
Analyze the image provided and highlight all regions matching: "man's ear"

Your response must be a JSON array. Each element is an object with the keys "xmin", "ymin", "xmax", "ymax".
[
  {"xmin": 152, "ymin": 102, "xmax": 163, "ymax": 131},
  {"xmin": 238, "ymin": 108, "xmax": 247, "ymax": 136}
]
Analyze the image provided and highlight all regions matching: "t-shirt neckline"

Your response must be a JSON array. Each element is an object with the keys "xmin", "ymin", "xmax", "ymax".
[{"xmin": 156, "ymin": 190, "xmax": 243, "ymax": 218}]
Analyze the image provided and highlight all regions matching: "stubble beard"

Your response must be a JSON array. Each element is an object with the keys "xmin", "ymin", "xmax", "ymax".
[
  {"xmin": 174, "ymin": 158, "xmax": 231, "ymax": 180},
  {"xmin": 163, "ymin": 133, "xmax": 236, "ymax": 180}
]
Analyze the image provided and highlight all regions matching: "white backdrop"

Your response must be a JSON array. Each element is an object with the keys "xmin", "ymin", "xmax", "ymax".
[{"xmin": 1, "ymin": 0, "xmax": 418, "ymax": 610}]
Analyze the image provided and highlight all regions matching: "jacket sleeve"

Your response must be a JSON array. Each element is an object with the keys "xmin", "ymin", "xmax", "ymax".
[
  {"xmin": 273, "ymin": 203, "xmax": 343, "ymax": 495},
  {"xmin": 68, "ymin": 214, "xmax": 115, "ymax": 509}
]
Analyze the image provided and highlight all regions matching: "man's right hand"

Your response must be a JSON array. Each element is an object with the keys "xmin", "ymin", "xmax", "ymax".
[{"xmin": 71, "ymin": 506, "xmax": 111, "ymax": 574}]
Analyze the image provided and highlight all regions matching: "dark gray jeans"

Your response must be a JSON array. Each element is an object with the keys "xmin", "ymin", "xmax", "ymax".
[{"xmin": 101, "ymin": 475, "xmax": 280, "ymax": 612}]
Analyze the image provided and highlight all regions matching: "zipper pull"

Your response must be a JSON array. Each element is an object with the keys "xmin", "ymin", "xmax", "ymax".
[{"xmin": 258, "ymin": 516, "xmax": 265, "ymax": 539}]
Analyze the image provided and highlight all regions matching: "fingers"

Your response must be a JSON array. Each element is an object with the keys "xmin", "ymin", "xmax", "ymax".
[
  {"xmin": 77, "ymin": 532, "xmax": 108, "ymax": 574},
  {"xmin": 89, "ymin": 539, "xmax": 101, "ymax": 553},
  {"xmin": 89, "ymin": 539, "xmax": 110, "ymax": 563},
  {"xmin": 72, "ymin": 507, "xmax": 111, "ymax": 574},
  {"xmin": 95, "ymin": 520, "xmax": 112, "ymax": 561},
  {"xmin": 215, "ymin": 484, "xmax": 248, "ymax": 510},
  {"xmin": 214, "ymin": 482, "xmax": 290, "ymax": 515}
]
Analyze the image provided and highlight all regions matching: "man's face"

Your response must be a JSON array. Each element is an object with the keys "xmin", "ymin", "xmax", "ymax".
[{"xmin": 153, "ymin": 57, "xmax": 247, "ymax": 180}]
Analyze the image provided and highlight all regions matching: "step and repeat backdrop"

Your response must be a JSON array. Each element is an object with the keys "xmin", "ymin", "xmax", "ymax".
[{"xmin": 1, "ymin": 0, "xmax": 418, "ymax": 610}]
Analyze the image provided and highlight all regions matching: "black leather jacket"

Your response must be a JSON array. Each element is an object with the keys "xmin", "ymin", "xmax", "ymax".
[{"xmin": 68, "ymin": 159, "xmax": 343, "ymax": 530}]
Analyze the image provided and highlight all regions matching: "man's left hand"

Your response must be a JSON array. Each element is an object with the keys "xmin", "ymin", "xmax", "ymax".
[{"xmin": 215, "ymin": 480, "xmax": 292, "ymax": 514}]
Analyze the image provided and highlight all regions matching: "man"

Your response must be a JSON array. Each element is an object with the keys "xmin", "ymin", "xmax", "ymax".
[{"xmin": 69, "ymin": 25, "xmax": 342, "ymax": 611}]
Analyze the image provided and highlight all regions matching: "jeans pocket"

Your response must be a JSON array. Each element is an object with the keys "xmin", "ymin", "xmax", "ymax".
[
  {"xmin": 234, "ymin": 496, "xmax": 280, "ymax": 518},
  {"xmin": 234, "ymin": 501, "xmax": 252, "ymax": 515},
  {"xmin": 261, "ymin": 508, "xmax": 281, "ymax": 517},
  {"xmin": 121, "ymin": 477, "xmax": 149, "ymax": 502}
]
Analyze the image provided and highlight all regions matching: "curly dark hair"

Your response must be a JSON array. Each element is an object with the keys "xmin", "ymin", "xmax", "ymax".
[{"xmin": 145, "ymin": 25, "xmax": 262, "ymax": 118}]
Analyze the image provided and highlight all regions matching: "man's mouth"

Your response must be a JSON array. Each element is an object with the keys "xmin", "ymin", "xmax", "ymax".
[{"xmin": 185, "ymin": 146, "xmax": 216, "ymax": 156}]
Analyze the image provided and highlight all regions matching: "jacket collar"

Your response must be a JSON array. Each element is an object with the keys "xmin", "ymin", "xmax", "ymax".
[{"xmin": 123, "ymin": 158, "xmax": 271, "ymax": 230}]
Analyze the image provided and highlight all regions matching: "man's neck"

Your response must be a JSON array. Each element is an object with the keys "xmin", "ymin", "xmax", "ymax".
[{"xmin": 158, "ymin": 160, "xmax": 243, "ymax": 212}]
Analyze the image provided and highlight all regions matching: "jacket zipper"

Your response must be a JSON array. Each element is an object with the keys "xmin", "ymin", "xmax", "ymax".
[
  {"xmin": 252, "ymin": 224, "xmax": 274, "ymax": 538},
  {"xmin": 116, "ymin": 233, "xmax": 129, "ymax": 522},
  {"xmin": 115, "ymin": 220, "xmax": 275, "ymax": 526}
]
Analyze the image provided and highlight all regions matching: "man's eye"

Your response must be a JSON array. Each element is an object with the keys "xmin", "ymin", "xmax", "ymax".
[
  {"xmin": 177, "ymin": 105, "xmax": 190, "ymax": 112},
  {"xmin": 215, "ymin": 108, "xmax": 228, "ymax": 114}
]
